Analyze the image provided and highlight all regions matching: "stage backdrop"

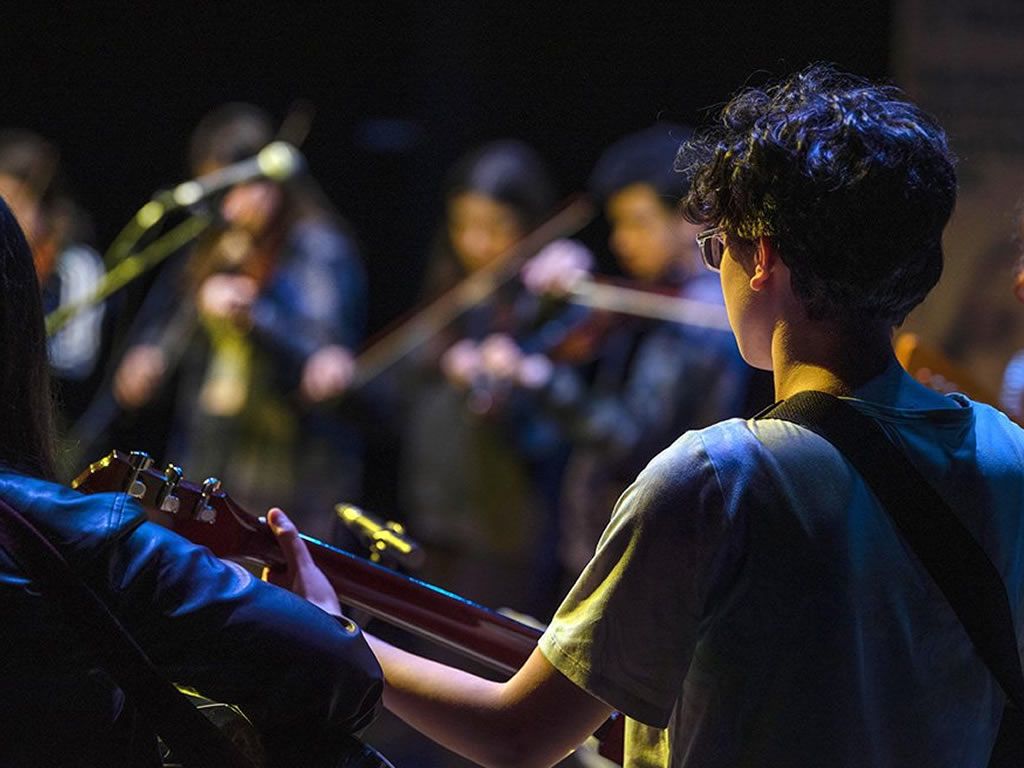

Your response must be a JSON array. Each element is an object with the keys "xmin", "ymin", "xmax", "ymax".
[{"xmin": 895, "ymin": 0, "xmax": 1024, "ymax": 398}]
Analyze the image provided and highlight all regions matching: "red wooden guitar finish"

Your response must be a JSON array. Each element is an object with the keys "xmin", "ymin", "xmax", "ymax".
[{"xmin": 72, "ymin": 450, "xmax": 624, "ymax": 764}]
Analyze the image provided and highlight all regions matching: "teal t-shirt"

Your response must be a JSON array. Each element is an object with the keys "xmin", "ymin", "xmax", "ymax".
[{"xmin": 540, "ymin": 388, "xmax": 1024, "ymax": 767}]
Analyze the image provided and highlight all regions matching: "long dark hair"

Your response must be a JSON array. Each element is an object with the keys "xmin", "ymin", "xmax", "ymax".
[
  {"xmin": 423, "ymin": 139, "xmax": 557, "ymax": 296},
  {"xmin": 184, "ymin": 102, "xmax": 352, "ymax": 290},
  {"xmin": 0, "ymin": 195, "xmax": 55, "ymax": 478}
]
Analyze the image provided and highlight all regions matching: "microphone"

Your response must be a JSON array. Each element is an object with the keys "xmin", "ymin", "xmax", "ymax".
[
  {"xmin": 150, "ymin": 141, "xmax": 304, "ymax": 216},
  {"xmin": 335, "ymin": 503, "xmax": 426, "ymax": 571}
]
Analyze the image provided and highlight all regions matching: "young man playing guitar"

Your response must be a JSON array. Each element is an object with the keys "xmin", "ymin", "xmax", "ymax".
[{"xmin": 279, "ymin": 64, "xmax": 1024, "ymax": 767}]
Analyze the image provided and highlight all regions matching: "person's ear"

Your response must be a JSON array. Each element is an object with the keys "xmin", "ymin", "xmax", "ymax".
[{"xmin": 749, "ymin": 237, "xmax": 779, "ymax": 291}]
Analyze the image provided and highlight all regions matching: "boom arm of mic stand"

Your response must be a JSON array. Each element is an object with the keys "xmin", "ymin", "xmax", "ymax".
[
  {"xmin": 103, "ymin": 198, "xmax": 172, "ymax": 268},
  {"xmin": 45, "ymin": 214, "xmax": 213, "ymax": 337}
]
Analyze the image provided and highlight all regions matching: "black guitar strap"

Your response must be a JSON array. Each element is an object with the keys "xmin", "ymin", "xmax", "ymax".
[
  {"xmin": 0, "ymin": 494, "xmax": 256, "ymax": 768},
  {"xmin": 759, "ymin": 391, "xmax": 1024, "ymax": 766}
]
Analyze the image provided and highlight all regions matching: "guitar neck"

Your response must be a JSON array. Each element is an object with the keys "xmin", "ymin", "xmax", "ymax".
[
  {"xmin": 72, "ymin": 451, "xmax": 539, "ymax": 675},
  {"xmin": 71, "ymin": 451, "xmax": 623, "ymax": 764},
  {"xmin": 298, "ymin": 533, "xmax": 540, "ymax": 675}
]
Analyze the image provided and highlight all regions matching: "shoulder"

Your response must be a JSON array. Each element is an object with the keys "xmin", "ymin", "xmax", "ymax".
[
  {"xmin": 610, "ymin": 419, "xmax": 761, "ymax": 530},
  {"xmin": 965, "ymin": 395, "xmax": 1023, "ymax": 432},
  {"xmin": 645, "ymin": 418, "xmax": 767, "ymax": 486},
  {"xmin": 741, "ymin": 407, "xmax": 879, "ymax": 493},
  {"xmin": 957, "ymin": 395, "xmax": 1024, "ymax": 462},
  {"xmin": 0, "ymin": 472, "xmax": 146, "ymax": 562},
  {"xmin": 626, "ymin": 417, "xmax": 814, "ymax": 536},
  {"xmin": 645, "ymin": 415, "xmax": 843, "ymax": 484}
]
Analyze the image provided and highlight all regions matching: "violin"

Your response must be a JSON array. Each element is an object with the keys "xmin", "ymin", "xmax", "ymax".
[
  {"xmin": 448, "ymin": 270, "xmax": 734, "ymax": 418},
  {"xmin": 528, "ymin": 274, "xmax": 732, "ymax": 365},
  {"xmin": 347, "ymin": 196, "xmax": 596, "ymax": 391}
]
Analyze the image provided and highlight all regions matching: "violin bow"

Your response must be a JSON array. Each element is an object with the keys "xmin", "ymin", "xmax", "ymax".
[
  {"xmin": 349, "ymin": 194, "xmax": 596, "ymax": 390},
  {"xmin": 566, "ymin": 278, "xmax": 732, "ymax": 331}
]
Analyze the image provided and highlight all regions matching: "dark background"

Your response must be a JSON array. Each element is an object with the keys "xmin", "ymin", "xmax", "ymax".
[
  {"xmin": 2, "ymin": 2, "xmax": 891, "ymax": 331},
  {"xmin": 2, "ymin": 1, "xmax": 893, "ymax": 518},
  {"xmin": 8, "ymin": 0, "xmax": 894, "ymax": 552}
]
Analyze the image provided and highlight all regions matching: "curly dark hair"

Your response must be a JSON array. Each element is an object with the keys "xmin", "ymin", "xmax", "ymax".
[{"xmin": 679, "ymin": 64, "xmax": 957, "ymax": 326}]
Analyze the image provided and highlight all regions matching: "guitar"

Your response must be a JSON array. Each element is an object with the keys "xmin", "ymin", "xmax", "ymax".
[{"xmin": 73, "ymin": 450, "xmax": 625, "ymax": 765}]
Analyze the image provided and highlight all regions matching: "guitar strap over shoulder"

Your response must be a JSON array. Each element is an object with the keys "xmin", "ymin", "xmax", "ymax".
[
  {"xmin": 0, "ymin": 494, "xmax": 256, "ymax": 768},
  {"xmin": 759, "ymin": 390, "xmax": 1024, "ymax": 766}
]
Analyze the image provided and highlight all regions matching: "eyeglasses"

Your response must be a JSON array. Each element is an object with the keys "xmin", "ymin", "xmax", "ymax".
[{"xmin": 696, "ymin": 226, "xmax": 727, "ymax": 272}]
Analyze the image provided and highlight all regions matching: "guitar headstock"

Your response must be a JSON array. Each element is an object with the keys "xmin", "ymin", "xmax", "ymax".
[{"xmin": 72, "ymin": 450, "xmax": 279, "ymax": 564}]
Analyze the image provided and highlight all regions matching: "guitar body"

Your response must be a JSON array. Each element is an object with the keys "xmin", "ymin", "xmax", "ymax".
[{"xmin": 73, "ymin": 450, "xmax": 624, "ymax": 766}]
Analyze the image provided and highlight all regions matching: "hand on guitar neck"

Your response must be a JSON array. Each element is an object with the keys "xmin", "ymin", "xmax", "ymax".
[{"xmin": 265, "ymin": 507, "xmax": 344, "ymax": 617}]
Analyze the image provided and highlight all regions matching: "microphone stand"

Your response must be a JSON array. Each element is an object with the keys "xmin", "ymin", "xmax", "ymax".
[
  {"xmin": 48, "ymin": 139, "xmax": 303, "ymax": 336},
  {"xmin": 102, "ymin": 196, "xmax": 177, "ymax": 268},
  {"xmin": 57, "ymin": 136, "xmax": 306, "ymax": 473},
  {"xmin": 52, "ymin": 210, "xmax": 213, "ymax": 477},
  {"xmin": 46, "ymin": 212, "xmax": 213, "ymax": 337}
]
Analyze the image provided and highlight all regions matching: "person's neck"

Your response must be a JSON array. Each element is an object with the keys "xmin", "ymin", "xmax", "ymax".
[{"xmin": 771, "ymin": 319, "xmax": 894, "ymax": 401}]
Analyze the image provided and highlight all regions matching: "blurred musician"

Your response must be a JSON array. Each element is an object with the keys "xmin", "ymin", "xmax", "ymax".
[
  {"xmin": 514, "ymin": 122, "xmax": 757, "ymax": 581},
  {"xmin": 0, "ymin": 129, "xmax": 107, "ymax": 440},
  {"xmin": 1000, "ymin": 251, "xmax": 1024, "ymax": 419},
  {"xmin": 397, "ymin": 138, "xmax": 571, "ymax": 617},
  {"xmin": 112, "ymin": 103, "xmax": 368, "ymax": 541}
]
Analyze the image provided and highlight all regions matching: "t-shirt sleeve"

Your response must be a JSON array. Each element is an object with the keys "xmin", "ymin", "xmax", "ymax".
[{"xmin": 539, "ymin": 428, "xmax": 732, "ymax": 728}]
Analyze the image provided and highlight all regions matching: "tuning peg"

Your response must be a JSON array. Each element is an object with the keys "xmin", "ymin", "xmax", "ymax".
[
  {"xmin": 127, "ymin": 451, "xmax": 154, "ymax": 499},
  {"xmin": 195, "ymin": 477, "xmax": 221, "ymax": 524},
  {"xmin": 157, "ymin": 464, "xmax": 183, "ymax": 514}
]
